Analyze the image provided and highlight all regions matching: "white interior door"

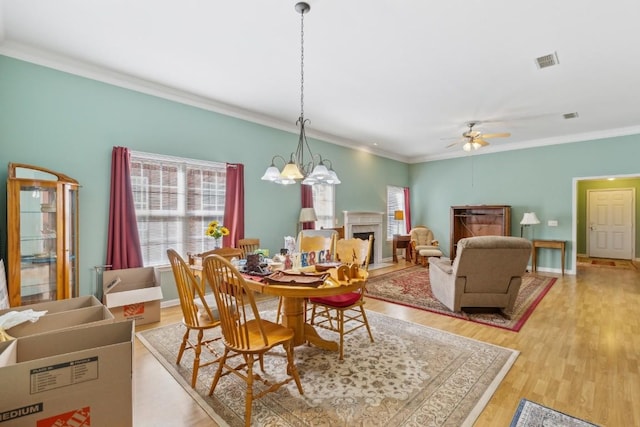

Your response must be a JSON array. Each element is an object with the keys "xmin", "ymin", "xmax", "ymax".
[{"xmin": 587, "ymin": 188, "xmax": 635, "ymax": 259}]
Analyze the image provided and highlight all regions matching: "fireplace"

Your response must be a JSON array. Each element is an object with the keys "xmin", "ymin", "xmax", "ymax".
[
  {"xmin": 352, "ymin": 232, "xmax": 374, "ymax": 264},
  {"xmin": 343, "ymin": 211, "xmax": 384, "ymax": 264}
]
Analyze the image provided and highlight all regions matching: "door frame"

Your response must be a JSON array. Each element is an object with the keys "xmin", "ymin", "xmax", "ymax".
[{"xmin": 572, "ymin": 173, "xmax": 640, "ymax": 274}]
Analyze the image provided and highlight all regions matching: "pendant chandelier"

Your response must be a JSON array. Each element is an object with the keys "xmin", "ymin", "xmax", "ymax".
[{"xmin": 261, "ymin": 2, "xmax": 341, "ymax": 186}]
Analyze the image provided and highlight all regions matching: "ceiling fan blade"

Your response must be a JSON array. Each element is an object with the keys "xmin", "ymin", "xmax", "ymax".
[
  {"xmin": 446, "ymin": 140, "xmax": 461, "ymax": 148},
  {"xmin": 474, "ymin": 138, "xmax": 490, "ymax": 147},
  {"xmin": 481, "ymin": 132, "xmax": 511, "ymax": 139}
]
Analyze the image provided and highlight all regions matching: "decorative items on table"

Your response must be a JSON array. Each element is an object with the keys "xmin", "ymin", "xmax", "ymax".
[
  {"xmin": 205, "ymin": 220, "xmax": 229, "ymax": 248},
  {"xmin": 284, "ymin": 236, "xmax": 296, "ymax": 255},
  {"xmin": 245, "ymin": 253, "xmax": 266, "ymax": 274}
]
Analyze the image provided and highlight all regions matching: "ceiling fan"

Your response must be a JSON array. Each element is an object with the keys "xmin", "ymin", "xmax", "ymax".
[{"xmin": 446, "ymin": 121, "xmax": 511, "ymax": 151}]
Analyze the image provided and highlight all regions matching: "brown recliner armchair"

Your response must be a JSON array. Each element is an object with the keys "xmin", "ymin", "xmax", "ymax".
[{"xmin": 428, "ymin": 236, "xmax": 532, "ymax": 314}]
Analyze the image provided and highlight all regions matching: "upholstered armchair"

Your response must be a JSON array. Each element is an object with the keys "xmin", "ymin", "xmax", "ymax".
[
  {"xmin": 408, "ymin": 226, "xmax": 443, "ymax": 266},
  {"xmin": 428, "ymin": 236, "xmax": 532, "ymax": 314}
]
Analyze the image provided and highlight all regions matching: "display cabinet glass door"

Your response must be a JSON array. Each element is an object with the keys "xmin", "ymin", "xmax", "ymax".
[{"xmin": 19, "ymin": 183, "xmax": 59, "ymax": 303}]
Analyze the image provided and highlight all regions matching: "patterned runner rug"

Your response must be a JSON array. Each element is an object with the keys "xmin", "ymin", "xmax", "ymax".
[
  {"xmin": 137, "ymin": 301, "xmax": 519, "ymax": 427},
  {"xmin": 510, "ymin": 398, "xmax": 600, "ymax": 426},
  {"xmin": 366, "ymin": 266, "xmax": 556, "ymax": 331}
]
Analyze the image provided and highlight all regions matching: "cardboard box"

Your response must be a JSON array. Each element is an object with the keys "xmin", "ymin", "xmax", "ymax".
[
  {"xmin": 0, "ymin": 320, "xmax": 134, "ymax": 426},
  {"xmin": 0, "ymin": 295, "xmax": 103, "ymax": 317},
  {"xmin": 103, "ymin": 267, "xmax": 163, "ymax": 325},
  {"xmin": 5, "ymin": 305, "xmax": 114, "ymax": 338}
]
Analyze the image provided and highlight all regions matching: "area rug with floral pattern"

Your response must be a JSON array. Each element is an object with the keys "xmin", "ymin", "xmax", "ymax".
[
  {"xmin": 137, "ymin": 300, "xmax": 519, "ymax": 427},
  {"xmin": 366, "ymin": 266, "xmax": 555, "ymax": 332}
]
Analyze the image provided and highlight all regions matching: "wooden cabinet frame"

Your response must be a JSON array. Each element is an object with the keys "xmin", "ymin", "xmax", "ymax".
[
  {"xmin": 7, "ymin": 163, "xmax": 79, "ymax": 306},
  {"xmin": 450, "ymin": 205, "xmax": 511, "ymax": 259}
]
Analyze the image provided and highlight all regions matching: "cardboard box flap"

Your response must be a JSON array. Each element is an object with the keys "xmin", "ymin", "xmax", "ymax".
[
  {"xmin": 6, "ymin": 320, "xmax": 134, "ymax": 362},
  {"xmin": 5, "ymin": 306, "xmax": 114, "ymax": 338},
  {"xmin": 104, "ymin": 286, "xmax": 163, "ymax": 309},
  {"xmin": 0, "ymin": 340, "xmax": 17, "ymax": 367},
  {"xmin": 103, "ymin": 267, "xmax": 159, "ymax": 291},
  {"xmin": 0, "ymin": 295, "xmax": 102, "ymax": 317}
]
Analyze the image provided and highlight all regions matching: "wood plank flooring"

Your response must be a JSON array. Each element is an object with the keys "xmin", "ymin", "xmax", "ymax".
[{"xmin": 134, "ymin": 259, "xmax": 640, "ymax": 426}]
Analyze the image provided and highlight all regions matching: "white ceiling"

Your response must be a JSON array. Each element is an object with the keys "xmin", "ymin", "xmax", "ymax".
[{"xmin": 2, "ymin": 0, "xmax": 640, "ymax": 163}]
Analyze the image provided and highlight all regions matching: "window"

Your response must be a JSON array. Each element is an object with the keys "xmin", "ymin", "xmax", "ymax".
[
  {"xmin": 312, "ymin": 184, "xmax": 335, "ymax": 229},
  {"xmin": 130, "ymin": 151, "xmax": 226, "ymax": 266},
  {"xmin": 387, "ymin": 186, "xmax": 406, "ymax": 239}
]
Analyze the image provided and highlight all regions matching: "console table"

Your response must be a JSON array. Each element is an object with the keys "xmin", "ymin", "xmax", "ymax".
[
  {"xmin": 531, "ymin": 239, "xmax": 566, "ymax": 275},
  {"xmin": 392, "ymin": 234, "xmax": 411, "ymax": 262}
]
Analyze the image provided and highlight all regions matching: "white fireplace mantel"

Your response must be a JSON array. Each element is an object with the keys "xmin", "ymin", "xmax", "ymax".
[{"xmin": 343, "ymin": 211, "xmax": 385, "ymax": 264}]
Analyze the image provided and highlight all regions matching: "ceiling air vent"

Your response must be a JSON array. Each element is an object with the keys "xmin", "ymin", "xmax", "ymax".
[
  {"xmin": 535, "ymin": 52, "xmax": 559, "ymax": 69},
  {"xmin": 563, "ymin": 112, "xmax": 579, "ymax": 120}
]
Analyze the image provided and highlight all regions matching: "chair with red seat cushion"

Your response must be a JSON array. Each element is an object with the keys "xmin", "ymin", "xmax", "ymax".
[{"xmin": 309, "ymin": 235, "xmax": 375, "ymax": 360}]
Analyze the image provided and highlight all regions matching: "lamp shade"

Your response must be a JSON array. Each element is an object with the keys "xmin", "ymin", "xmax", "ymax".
[
  {"xmin": 299, "ymin": 207, "xmax": 317, "ymax": 223},
  {"xmin": 520, "ymin": 212, "xmax": 541, "ymax": 225},
  {"xmin": 394, "ymin": 210, "xmax": 404, "ymax": 221}
]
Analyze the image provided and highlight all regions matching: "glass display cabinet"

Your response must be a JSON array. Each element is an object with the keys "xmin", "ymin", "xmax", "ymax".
[{"xmin": 6, "ymin": 163, "xmax": 80, "ymax": 306}]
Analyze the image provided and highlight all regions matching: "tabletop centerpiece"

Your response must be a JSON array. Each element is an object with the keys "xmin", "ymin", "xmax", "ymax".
[{"xmin": 205, "ymin": 220, "xmax": 229, "ymax": 249}]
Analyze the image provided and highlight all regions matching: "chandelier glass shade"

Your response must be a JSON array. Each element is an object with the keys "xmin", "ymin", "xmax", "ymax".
[{"xmin": 261, "ymin": 2, "xmax": 340, "ymax": 186}]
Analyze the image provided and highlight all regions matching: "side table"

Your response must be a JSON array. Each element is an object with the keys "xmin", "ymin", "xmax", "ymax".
[
  {"xmin": 531, "ymin": 239, "xmax": 566, "ymax": 275},
  {"xmin": 393, "ymin": 234, "xmax": 411, "ymax": 262}
]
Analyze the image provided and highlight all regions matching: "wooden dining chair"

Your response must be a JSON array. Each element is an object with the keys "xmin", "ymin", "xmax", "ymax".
[
  {"xmin": 275, "ymin": 231, "xmax": 338, "ymax": 323},
  {"xmin": 308, "ymin": 235, "xmax": 375, "ymax": 360},
  {"xmin": 197, "ymin": 247, "xmax": 244, "ymax": 261},
  {"xmin": 237, "ymin": 238, "xmax": 260, "ymax": 257},
  {"xmin": 166, "ymin": 249, "xmax": 222, "ymax": 388},
  {"xmin": 202, "ymin": 254, "xmax": 304, "ymax": 427},
  {"xmin": 299, "ymin": 233, "xmax": 337, "ymax": 255},
  {"xmin": 335, "ymin": 235, "xmax": 374, "ymax": 271}
]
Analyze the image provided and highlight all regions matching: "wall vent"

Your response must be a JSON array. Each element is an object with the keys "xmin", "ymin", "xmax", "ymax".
[
  {"xmin": 535, "ymin": 52, "xmax": 559, "ymax": 69},
  {"xmin": 563, "ymin": 112, "xmax": 579, "ymax": 120}
]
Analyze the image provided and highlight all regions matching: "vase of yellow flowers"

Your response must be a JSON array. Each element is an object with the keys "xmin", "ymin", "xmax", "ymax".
[{"xmin": 205, "ymin": 220, "xmax": 229, "ymax": 248}]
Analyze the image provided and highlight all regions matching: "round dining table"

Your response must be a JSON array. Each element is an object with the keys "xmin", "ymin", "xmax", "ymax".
[
  {"xmin": 191, "ymin": 264, "xmax": 367, "ymax": 351},
  {"xmin": 244, "ymin": 267, "xmax": 368, "ymax": 350}
]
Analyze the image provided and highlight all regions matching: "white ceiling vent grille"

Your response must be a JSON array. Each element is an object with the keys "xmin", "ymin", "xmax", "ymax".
[
  {"xmin": 535, "ymin": 52, "xmax": 559, "ymax": 69},
  {"xmin": 563, "ymin": 112, "xmax": 579, "ymax": 119}
]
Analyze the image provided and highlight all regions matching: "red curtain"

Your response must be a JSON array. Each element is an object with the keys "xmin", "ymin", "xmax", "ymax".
[
  {"xmin": 403, "ymin": 187, "xmax": 412, "ymax": 231},
  {"xmin": 301, "ymin": 185, "xmax": 315, "ymax": 230},
  {"xmin": 106, "ymin": 147, "xmax": 143, "ymax": 270},
  {"xmin": 223, "ymin": 163, "xmax": 245, "ymax": 247}
]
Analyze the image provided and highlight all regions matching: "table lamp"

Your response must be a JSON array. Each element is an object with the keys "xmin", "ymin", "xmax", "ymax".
[
  {"xmin": 394, "ymin": 210, "xmax": 404, "ymax": 234},
  {"xmin": 520, "ymin": 212, "xmax": 540, "ymax": 238},
  {"xmin": 298, "ymin": 207, "xmax": 317, "ymax": 233}
]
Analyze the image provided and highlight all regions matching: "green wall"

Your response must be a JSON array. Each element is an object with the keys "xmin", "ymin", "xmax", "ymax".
[
  {"xmin": 2, "ymin": 54, "xmax": 639, "ymax": 297},
  {"xmin": 409, "ymin": 136, "xmax": 640, "ymax": 273},
  {"xmin": 576, "ymin": 178, "xmax": 640, "ymax": 255},
  {"xmin": 0, "ymin": 55, "xmax": 409, "ymax": 297}
]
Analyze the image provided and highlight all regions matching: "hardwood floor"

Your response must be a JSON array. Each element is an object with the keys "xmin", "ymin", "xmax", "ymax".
[{"xmin": 134, "ymin": 259, "xmax": 640, "ymax": 426}]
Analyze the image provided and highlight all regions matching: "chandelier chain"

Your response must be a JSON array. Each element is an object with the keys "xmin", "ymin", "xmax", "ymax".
[{"xmin": 300, "ymin": 7, "xmax": 305, "ymax": 120}]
